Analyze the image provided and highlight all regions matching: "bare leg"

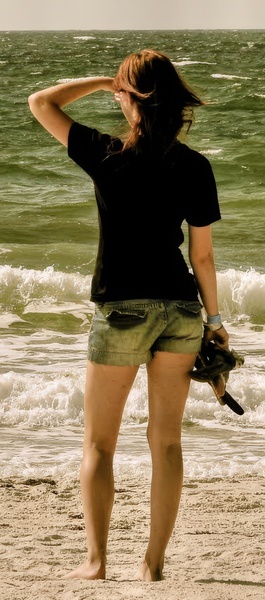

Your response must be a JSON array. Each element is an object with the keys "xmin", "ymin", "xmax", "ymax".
[
  {"xmin": 140, "ymin": 351, "xmax": 196, "ymax": 582},
  {"xmin": 65, "ymin": 360, "xmax": 138, "ymax": 579}
]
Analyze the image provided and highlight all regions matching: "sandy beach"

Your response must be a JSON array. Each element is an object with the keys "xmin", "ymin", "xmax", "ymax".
[{"xmin": 1, "ymin": 473, "xmax": 264, "ymax": 600}]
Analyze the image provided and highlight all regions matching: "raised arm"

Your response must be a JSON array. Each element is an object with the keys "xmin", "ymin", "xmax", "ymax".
[
  {"xmin": 188, "ymin": 224, "xmax": 229, "ymax": 348},
  {"xmin": 28, "ymin": 77, "xmax": 114, "ymax": 147}
]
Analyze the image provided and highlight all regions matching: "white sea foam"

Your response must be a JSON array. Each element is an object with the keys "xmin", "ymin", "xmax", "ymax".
[
  {"xmin": 0, "ymin": 265, "xmax": 264, "ymax": 324},
  {"xmin": 201, "ymin": 149, "xmax": 223, "ymax": 156},
  {"xmin": 56, "ymin": 77, "xmax": 91, "ymax": 84},
  {"xmin": 0, "ymin": 369, "xmax": 85, "ymax": 428},
  {"xmin": 217, "ymin": 268, "xmax": 265, "ymax": 322},
  {"xmin": 0, "ymin": 265, "xmax": 92, "ymax": 307},
  {"xmin": 73, "ymin": 36, "xmax": 96, "ymax": 41},
  {"xmin": 174, "ymin": 60, "xmax": 215, "ymax": 66},
  {"xmin": 211, "ymin": 73, "xmax": 252, "ymax": 80},
  {"xmin": 0, "ymin": 352, "xmax": 264, "ymax": 478},
  {"xmin": 0, "ymin": 351, "xmax": 264, "ymax": 429},
  {"xmin": 1, "ymin": 265, "xmax": 264, "ymax": 478},
  {"xmin": 0, "ymin": 247, "xmax": 12, "ymax": 255}
]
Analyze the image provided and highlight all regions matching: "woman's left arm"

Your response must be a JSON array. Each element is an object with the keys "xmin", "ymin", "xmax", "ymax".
[
  {"xmin": 188, "ymin": 224, "xmax": 229, "ymax": 348},
  {"xmin": 28, "ymin": 77, "xmax": 114, "ymax": 147}
]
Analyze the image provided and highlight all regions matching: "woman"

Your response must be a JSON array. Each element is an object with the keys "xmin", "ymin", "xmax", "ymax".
[{"xmin": 28, "ymin": 49, "xmax": 229, "ymax": 582}]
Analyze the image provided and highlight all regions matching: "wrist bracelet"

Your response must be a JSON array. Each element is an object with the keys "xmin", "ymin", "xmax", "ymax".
[
  {"xmin": 206, "ymin": 313, "xmax": 222, "ymax": 324},
  {"xmin": 203, "ymin": 322, "xmax": 223, "ymax": 332}
]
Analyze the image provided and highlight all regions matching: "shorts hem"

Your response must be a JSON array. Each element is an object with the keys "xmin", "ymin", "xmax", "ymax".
[
  {"xmin": 154, "ymin": 340, "xmax": 202, "ymax": 355},
  {"xmin": 88, "ymin": 348, "xmax": 151, "ymax": 366}
]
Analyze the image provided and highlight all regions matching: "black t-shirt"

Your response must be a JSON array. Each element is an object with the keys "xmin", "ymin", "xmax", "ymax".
[{"xmin": 68, "ymin": 122, "xmax": 221, "ymax": 302}]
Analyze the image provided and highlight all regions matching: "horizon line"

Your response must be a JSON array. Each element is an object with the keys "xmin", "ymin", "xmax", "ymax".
[{"xmin": 1, "ymin": 27, "xmax": 265, "ymax": 32}]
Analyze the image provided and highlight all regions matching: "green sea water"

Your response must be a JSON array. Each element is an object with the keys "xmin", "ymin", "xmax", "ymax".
[
  {"xmin": 0, "ymin": 29, "xmax": 264, "ymax": 274},
  {"xmin": 0, "ymin": 30, "xmax": 265, "ymax": 478}
]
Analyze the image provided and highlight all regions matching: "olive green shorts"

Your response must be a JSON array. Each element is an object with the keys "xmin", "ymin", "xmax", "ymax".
[{"xmin": 88, "ymin": 299, "xmax": 202, "ymax": 366}]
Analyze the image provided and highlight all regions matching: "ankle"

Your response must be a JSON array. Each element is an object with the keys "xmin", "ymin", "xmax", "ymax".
[{"xmin": 140, "ymin": 556, "xmax": 164, "ymax": 582}]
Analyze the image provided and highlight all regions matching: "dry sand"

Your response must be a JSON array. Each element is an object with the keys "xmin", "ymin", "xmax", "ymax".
[{"xmin": 1, "ymin": 473, "xmax": 264, "ymax": 600}]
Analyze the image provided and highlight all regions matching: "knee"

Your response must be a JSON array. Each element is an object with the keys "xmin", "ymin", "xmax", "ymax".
[
  {"xmin": 82, "ymin": 441, "xmax": 114, "ymax": 470},
  {"xmin": 146, "ymin": 423, "xmax": 182, "ymax": 458}
]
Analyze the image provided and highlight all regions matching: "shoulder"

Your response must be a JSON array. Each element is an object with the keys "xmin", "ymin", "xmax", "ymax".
[
  {"xmin": 178, "ymin": 144, "xmax": 217, "ymax": 186},
  {"xmin": 179, "ymin": 143, "xmax": 213, "ymax": 167},
  {"xmin": 165, "ymin": 141, "xmax": 213, "ymax": 173},
  {"xmin": 68, "ymin": 122, "xmax": 123, "ymax": 173},
  {"xmin": 68, "ymin": 122, "xmax": 121, "ymax": 153}
]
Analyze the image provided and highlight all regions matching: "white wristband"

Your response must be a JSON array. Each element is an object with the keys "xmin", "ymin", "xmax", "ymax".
[{"xmin": 206, "ymin": 313, "xmax": 222, "ymax": 325}]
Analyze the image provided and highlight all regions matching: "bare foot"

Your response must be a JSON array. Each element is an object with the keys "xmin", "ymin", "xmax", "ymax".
[
  {"xmin": 63, "ymin": 560, "xmax": 105, "ymax": 580},
  {"xmin": 139, "ymin": 559, "xmax": 164, "ymax": 582}
]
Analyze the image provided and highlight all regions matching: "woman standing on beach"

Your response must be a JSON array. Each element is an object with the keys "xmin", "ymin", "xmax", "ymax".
[{"xmin": 28, "ymin": 49, "xmax": 228, "ymax": 582}]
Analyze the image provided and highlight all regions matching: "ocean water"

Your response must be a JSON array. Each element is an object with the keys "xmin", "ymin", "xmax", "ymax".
[{"xmin": 0, "ymin": 30, "xmax": 264, "ymax": 480}]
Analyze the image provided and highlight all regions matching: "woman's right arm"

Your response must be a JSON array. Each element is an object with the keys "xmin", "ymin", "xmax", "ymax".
[{"xmin": 28, "ymin": 77, "xmax": 114, "ymax": 147}]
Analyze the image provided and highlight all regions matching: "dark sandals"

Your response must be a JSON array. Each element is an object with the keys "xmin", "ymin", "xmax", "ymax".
[{"xmin": 190, "ymin": 341, "xmax": 245, "ymax": 415}]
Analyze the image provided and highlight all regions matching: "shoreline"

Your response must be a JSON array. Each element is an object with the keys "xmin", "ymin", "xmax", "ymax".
[{"xmin": 1, "ymin": 473, "xmax": 265, "ymax": 599}]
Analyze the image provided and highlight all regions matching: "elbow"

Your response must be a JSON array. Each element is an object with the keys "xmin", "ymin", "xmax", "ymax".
[
  {"xmin": 28, "ymin": 92, "xmax": 41, "ymax": 114},
  {"xmin": 28, "ymin": 91, "xmax": 52, "ymax": 115},
  {"xmin": 28, "ymin": 93, "xmax": 34, "ymax": 112},
  {"xmin": 189, "ymin": 249, "xmax": 214, "ymax": 271}
]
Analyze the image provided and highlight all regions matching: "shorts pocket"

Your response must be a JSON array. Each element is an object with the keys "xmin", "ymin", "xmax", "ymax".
[
  {"xmin": 98, "ymin": 306, "xmax": 148, "ymax": 329},
  {"xmin": 174, "ymin": 300, "xmax": 203, "ymax": 315}
]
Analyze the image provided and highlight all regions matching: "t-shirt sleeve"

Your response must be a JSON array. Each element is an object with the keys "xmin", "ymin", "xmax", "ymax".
[
  {"xmin": 67, "ymin": 121, "xmax": 111, "ymax": 179},
  {"xmin": 184, "ymin": 151, "xmax": 221, "ymax": 227}
]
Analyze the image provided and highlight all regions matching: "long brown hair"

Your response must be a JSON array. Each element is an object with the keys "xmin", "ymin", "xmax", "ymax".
[{"xmin": 113, "ymin": 49, "xmax": 204, "ymax": 153}]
